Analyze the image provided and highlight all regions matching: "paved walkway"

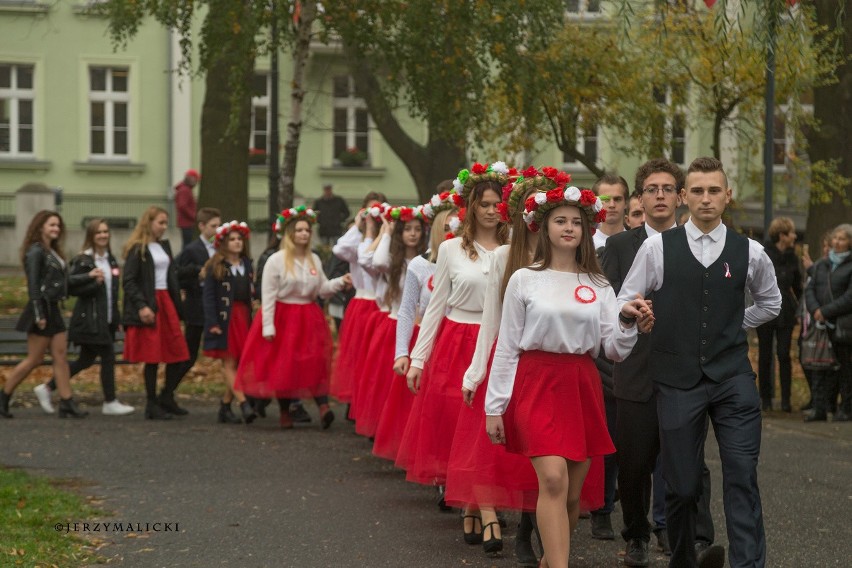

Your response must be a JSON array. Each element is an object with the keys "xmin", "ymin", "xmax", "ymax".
[{"xmin": 2, "ymin": 395, "xmax": 850, "ymax": 567}]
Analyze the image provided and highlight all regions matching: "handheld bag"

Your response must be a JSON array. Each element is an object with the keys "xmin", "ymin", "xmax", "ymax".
[{"xmin": 800, "ymin": 322, "xmax": 840, "ymax": 371}]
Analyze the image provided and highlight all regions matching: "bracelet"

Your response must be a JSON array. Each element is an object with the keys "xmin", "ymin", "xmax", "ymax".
[{"xmin": 619, "ymin": 312, "xmax": 637, "ymax": 325}]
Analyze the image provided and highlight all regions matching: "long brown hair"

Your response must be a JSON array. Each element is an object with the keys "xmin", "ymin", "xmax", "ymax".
[
  {"xmin": 500, "ymin": 186, "xmax": 538, "ymax": 302},
  {"xmin": 201, "ymin": 230, "xmax": 252, "ymax": 281},
  {"xmin": 280, "ymin": 219, "xmax": 318, "ymax": 276},
  {"xmin": 461, "ymin": 181, "xmax": 509, "ymax": 260},
  {"xmin": 531, "ymin": 206, "xmax": 607, "ymax": 286},
  {"xmin": 20, "ymin": 210, "xmax": 65, "ymax": 264},
  {"xmin": 386, "ymin": 218, "xmax": 428, "ymax": 309},
  {"xmin": 81, "ymin": 218, "xmax": 111, "ymax": 255},
  {"xmin": 123, "ymin": 206, "xmax": 168, "ymax": 259}
]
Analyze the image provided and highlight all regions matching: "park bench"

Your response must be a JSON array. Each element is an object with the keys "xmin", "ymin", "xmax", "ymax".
[{"xmin": 0, "ymin": 316, "xmax": 127, "ymax": 366}]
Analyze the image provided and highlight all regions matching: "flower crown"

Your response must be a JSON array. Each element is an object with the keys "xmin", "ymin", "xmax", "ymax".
[
  {"xmin": 214, "ymin": 220, "xmax": 250, "ymax": 248},
  {"xmin": 274, "ymin": 205, "xmax": 318, "ymax": 233},
  {"xmin": 521, "ymin": 167, "xmax": 606, "ymax": 232},
  {"xmin": 422, "ymin": 190, "xmax": 464, "ymax": 219},
  {"xmin": 384, "ymin": 205, "xmax": 430, "ymax": 224},
  {"xmin": 451, "ymin": 161, "xmax": 518, "ymax": 203},
  {"xmin": 497, "ymin": 166, "xmax": 572, "ymax": 222},
  {"xmin": 362, "ymin": 202, "xmax": 392, "ymax": 220}
]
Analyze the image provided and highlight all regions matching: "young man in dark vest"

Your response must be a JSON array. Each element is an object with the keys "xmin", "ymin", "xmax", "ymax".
[
  {"xmin": 618, "ymin": 157, "xmax": 782, "ymax": 568},
  {"xmin": 602, "ymin": 158, "xmax": 718, "ymax": 567}
]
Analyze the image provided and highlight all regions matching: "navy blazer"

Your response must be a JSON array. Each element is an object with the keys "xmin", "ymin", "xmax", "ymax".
[
  {"xmin": 202, "ymin": 258, "xmax": 254, "ymax": 351},
  {"xmin": 176, "ymin": 237, "xmax": 211, "ymax": 326}
]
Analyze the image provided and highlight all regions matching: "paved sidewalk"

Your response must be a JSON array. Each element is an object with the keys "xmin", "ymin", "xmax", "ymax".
[{"xmin": 1, "ymin": 397, "xmax": 850, "ymax": 567}]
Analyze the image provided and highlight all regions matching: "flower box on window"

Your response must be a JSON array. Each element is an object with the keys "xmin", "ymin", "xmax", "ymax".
[
  {"xmin": 337, "ymin": 147, "xmax": 368, "ymax": 167},
  {"xmin": 249, "ymin": 148, "xmax": 267, "ymax": 165}
]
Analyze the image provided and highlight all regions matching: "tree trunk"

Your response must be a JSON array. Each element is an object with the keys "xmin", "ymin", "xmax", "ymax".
[
  {"xmin": 279, "ymin": 1, "xmax": 317, "ymax": 211},
  {"xmin": 805, "ymin": 0, "xmax": 852, "ymax": 251}
]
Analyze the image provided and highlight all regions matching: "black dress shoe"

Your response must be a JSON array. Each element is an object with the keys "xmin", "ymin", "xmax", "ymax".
[
  {"xmin": 289, "ymin": 402, "xmax": 312, "ymax": 423},
  {"xmin": 0, "ymin": 391, "xmax": 13, "ymax": 419},
  {"xmin": 240, "ymin": 401, "xmax": 257, "ymax": 424},
  {"xmin": 695, "ymin": 542, "xmax": 725, "ymax": 568},
  {"xmin": 624, "ymin": 538, "xmax": 649, "ymax": 567},
  {"xmin": 249, "ymin": 397, "xmax": 270, "ymax": 418},
  {"xmin": 482, "ymin": 521, "xmax": 503, "ymax": 555},
  {"xmin": 654, "ymin": 528, "xmax": 672, "ymax": 555},
  {"xmin": 515, "ymin": 535, "xmax": 538, "ymax": 566},
  {"xmin": 436, "ymin": 485, "xmax": 453, "ymax": 512},
  {"xmin": 833, "ymin": 410, "xmax": 851, "ymax": 422},
  {"xmin": 217, "ymin": 402, "xmax": 242, "ymax": 424},
  {"xmin": 145, "ymin": 401, "xmax": 173, "ymax": 420},
  {"xmin": 158, "ymin": 394, "xmax": 188, "ymax": 416},
  {"xmin": 590, "ymin": 512, "xmax": 615, "ymax": 540},
  {"xmin": 58, "ymin": 398, "xmax": 89, "ymax": 419},
  {"xmin": 804, "ymin": 410, "xmax": 827, "ymax": 422},
  {"xmin": 462, "ymin": 515, "xmax": 483, "ymax": 545}
]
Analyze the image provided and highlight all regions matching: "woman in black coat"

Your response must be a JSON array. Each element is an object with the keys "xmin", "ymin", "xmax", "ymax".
[
  {"xmin": 37, "ymin": 219, "xmax": 134, "ymax": 416},
  {"xmin": 805, "ymin": 223, "xmax": 852, "ymax": 422},
  {"xmin": 1, "ymin": 210, "xmax": 87, "ymax": 419}
]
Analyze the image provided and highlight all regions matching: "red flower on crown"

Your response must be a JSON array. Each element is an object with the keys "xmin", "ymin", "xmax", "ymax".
[
  {"xmin": 501, "ymin": 182, "xmax": 514, "ymax": 203},
  {"xmin": 439, "ymin": 191, "xmax": 450, "ymax": 200},
  {"xmin": 545, "ymin": 188, "xmax": 564, "ymax": 203},
  {"xmin": 471, "ymin": 163, "xmax": 488, "ymax": 175},
  {"xmin": 508, "ymin": 167, "xmax": 519, "ymax": 177},
  {"xmin": 525, "ymin": 195, "xmax": 539, "ymax": 212},
  {"xmin": 457, "ymin": 207, "xmax": 467, "ymax": 222},
  {"xmin": 496, "ymin": 202, "xmax": 509, "ymax": 222},
  {"xmin": 579, "ymin": 189, "xmax": 597, "ymax": 207},
  {"xmin": 522, "ymin": 166, "xmax": 539, "ymax": 178},
  {"xmin": 595, "ymin": 209, "xmax": 608, "ymax": 223},
  {"xmin": 541, "ymin": 166, "xmax": 559, "ymax": 179},
  {"xmin": 555, "ymin": 171, "xmax": 571, "ymax": 185},
  {"xmin": 451, "ymin": 193, "xmax": 465, "ymax": 207}
]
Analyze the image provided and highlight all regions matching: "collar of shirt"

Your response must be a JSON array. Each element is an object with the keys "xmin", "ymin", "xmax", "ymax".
[
  {"xmin": 684, "ymin": 218, "xmax": 725, "ymax": 242},
  {"xmin": 229, "ymin": 262, "xmax": 245, "ymax": 276},
  {"xmin": 203, "ymin": 238, "xmax": 216, "ymax": 257},
  {"xmin": 644, "ymin": 221, "xmax": 678, "ymax": 238}
]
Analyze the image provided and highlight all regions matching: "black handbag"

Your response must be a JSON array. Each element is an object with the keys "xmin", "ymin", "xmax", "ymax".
[{"xmin": 800, "ymin": 323, "xmax": 840, "ymax": 371}]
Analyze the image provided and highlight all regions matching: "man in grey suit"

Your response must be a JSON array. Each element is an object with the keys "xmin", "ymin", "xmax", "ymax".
[{"xmin": 601, "ymin": 159, "xmax": 720, "ymax": 567}]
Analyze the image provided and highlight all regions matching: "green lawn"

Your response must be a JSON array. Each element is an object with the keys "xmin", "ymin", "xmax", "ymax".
[{"xmin": 0, "ymin": 467, "xmax": 105, "ymax": 566}]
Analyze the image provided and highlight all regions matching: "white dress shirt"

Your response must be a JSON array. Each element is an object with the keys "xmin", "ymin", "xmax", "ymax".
[
  {"xmin": 617, "ymin": 219, "xmax": 782, "ymax": 329},
  {"xmin": 485, "ymin": 268, "xmax": 638, "ymax": 416}
]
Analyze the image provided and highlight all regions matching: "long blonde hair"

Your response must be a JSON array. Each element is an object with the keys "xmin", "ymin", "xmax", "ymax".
[
  {"xmin": 280, "ymin": 219, "xmax": 318, "ymax": 276},
  {"xmin": 428, "ymin": 209, "xmax": 456, "ymax": 263},
  {"xmin": 123, "ymin": 206, "xmax": 168, "ymax": 259},
  {"xmin": 461, "ymin": 181, "xmax": 509, "ymax": 260}
]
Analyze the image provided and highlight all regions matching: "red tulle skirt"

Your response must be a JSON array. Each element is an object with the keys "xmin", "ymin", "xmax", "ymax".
[
  {"xmin": 503, "ymin": 350, "xmax": 614, "ymax": 511},
  {"xmin": 123, "ymin": 290, "xmax": 189, "ymax": 364},
  {"xmin": 395, "ymin": 318, "xmax": 480, "ymax": 486},
  {"xmin": 204, "ymin": 301, "xmax": 251, "ymax": 360},
  {"xmin": 330, "ymin": 298, "xmax": 379, "ymax": 402},
  {"xmin": 235, "ymin": 302, "xmax": 332, "ymax": 399},
  {"xmin": 347, "ymin": 309, "xmax": 388, "ymax": 419},
  {"xmin": 445, "ymin": 356, "xmax": 539, "ymax": 512},
  {"xmin": 372, "ymin": 326, "xmax": 420, "ymax": 462},
  {"xmin": 353, "ymin": 313, "xmax": 397, "ymax": 437}
]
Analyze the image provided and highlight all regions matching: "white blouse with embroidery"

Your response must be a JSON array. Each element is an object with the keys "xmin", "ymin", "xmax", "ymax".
[
  {"xmin": 395, "ymin": 254, "xmax": 435, "ymax": 360},
  {"xmin": 332, "ymin": 225, "xmax": 376, "ymax": 296}
]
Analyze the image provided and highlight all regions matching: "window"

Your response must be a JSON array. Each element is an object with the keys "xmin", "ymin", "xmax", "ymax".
[
  {"xmin": 332, "ymin": 75, "xmax": 370, "ymax": 165},
  {"xmin": 0, "ymin": 63, "xmax": 35, "ymax": 157},
  {"xmin": 773, "ymin": 98, "xmax": 813, "ymax": 171},
  {"xmin": 250, "ymin": 73, "xmax": 270, "ymax": 165},
  {"xmin": 562, "ymin": 122, "xmax": 599, "ymax": 168},
  {"xmin": 565, "ymin": 0, "xmax": 601, "ymax": 15},
  {"xmin": 89, "ymin": 66, "xmax": 129, "ymax": 159},
  {"xmin": 654, "ymin": 87, "xmax": 687, "ymax": 166}
]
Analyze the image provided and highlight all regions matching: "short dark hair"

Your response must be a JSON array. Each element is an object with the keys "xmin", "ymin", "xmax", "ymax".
[
  {"xmin": 686, "ymin": 156, "xmax": 728, "ymax": 188},
  {"xmin": 634, "ymin": 158, "xmax": 684, "ymax": 194},
  {"xmin": 361, "ymin": 191, "xmax": 388, "ymax": 208},
  {"xmin": 592, "ymin": 173, "xmax": 629, "ymax": 200},
  {"xmin": 196, "ymin": 207, "xmax": 221, "ymax": 224}
]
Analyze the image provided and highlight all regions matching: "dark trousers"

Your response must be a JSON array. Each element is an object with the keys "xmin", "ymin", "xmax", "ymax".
[
  {"xmin": 49, "ymin": 343, "xmax": 117, "ymax": 402},
  {"xmin": 593, "ymin": 392, "xmax": 618, "ymax": 515},
  {"xmin": 658, "ymin": 374, "xmax": 765, "ymax": 568},
  {"xmin": 180, "ymin": 324, "xmax": 204, "ymax": 381},
  {"xmin": 180, "ymin": 227, "xmax": 194, "ymax": 251},
  {"xmin": 616, "ymin": 396, "xmax": 715, "ymax": 544},
  {"xmin": 756, "ymin": 321, "xmax": 794, "ymax": 406},
  {"xmin": 834, "ymin": 343, "xmax": 852, "ymax": 414},
  {"xmin": 652, "ymin": 455, "xmax": 666, "ymax": 531}
]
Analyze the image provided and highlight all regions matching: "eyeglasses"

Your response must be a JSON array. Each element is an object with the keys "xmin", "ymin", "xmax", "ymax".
[{"xmin": 641, "ymin": 185, "xmax": 678, "ymax": 196}]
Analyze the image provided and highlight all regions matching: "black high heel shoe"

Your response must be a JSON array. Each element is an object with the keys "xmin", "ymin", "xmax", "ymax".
[
  {"xmin": 58, "ymin": 398, "xmax": 88, "ymax": 419},
  {"xmin": 0, "ymin": 391, "xmax": 13, "ymax": 418},
  {"xmin": 463, "ymin": 515, "xmax": 483, "ymax": 545},
  {"xmin": 240, "ymin": 401, "xmax": 257, "ymax": 424},
  {"xmin": 158, "ymin": 393, "xmax": 188, "ymax": 416},
  {"xmin": 218, "ymin": 402, "xmax": 242, "ymax": 424},
  {"xmin": 145, "ymin": 401, "xmax": 173, "ymax": 420},
  {"xmin": 482, "ymin": 521, "xmax": 503, "ymax": 554}
]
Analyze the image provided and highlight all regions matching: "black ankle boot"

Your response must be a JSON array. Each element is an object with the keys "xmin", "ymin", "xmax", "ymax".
[
  {"xmin": 515, "ymin": 513, "xmax": 538, "ymax": 567},
  {"xmin": 158, "ymin": 393, "xmax": 188, "ymax": 416},
  {"xmin": 58, "ymin": 398, "xmax": 88, "ymax": 419},
  {"xmin": 0, "ymin": 391, "xmax": 13, "ymax": 419},
  {"xmin": 239, "ymin": 401, "xmax": 257, "ymax": 424},
  {"xmin": 145, "ymin": 401, "xmax": 173, "ymax": 420},
  {"xmin": 217, "ymin": 402, "xmax": 241, "ymax": 424}
]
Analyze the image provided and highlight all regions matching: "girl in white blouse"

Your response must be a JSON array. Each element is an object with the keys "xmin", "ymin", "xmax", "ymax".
[
  {"xmin": 400, "ymin": 162, "xmax": 512, "ymax": 552},
  {"xmin": 485, "ymin": 186, "xmax": 652, "ymax": 568},
  {"xmin": 235, "ymin": 208, "xmax": 351, "ymax": 429}
]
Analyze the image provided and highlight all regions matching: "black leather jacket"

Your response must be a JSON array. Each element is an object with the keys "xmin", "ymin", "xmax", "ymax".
[
  {"xmin": 68, "ymin": 251, "xmax": 121, "ymax": 345},
  {"xmin": 23, "ymin": 243, "xmax": 68, "ymax": 321},
  {"xmin": 122, "ymin": 241, "xmax": 182, "ymax": 327}
]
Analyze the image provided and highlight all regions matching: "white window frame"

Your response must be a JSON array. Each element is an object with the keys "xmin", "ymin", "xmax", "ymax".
[
  {"xmin": 773, "ymin": 101, "xmax": 813, "ymax": 173},
  {"xmin": 88, "ymin": 66, "xmax": 130, "ymax": 160},
  {"xmin": 332, "ymin": 75, "xmax": 370, "ymax": 165},
  {"xmin": 562, "ymin": 122, "xmax": 600, "ymax": 170},
  {"xmin": 656, "ymin": 88, "xmax": 687, "ymax": 167},
  {"xmin": 565, "ymin": 0, "xmax": 603, "ymax": 19},
  {"xmin": 249, "ymin": 72, "xmax": 271, "ymax": 163},
  {"xmin": 0, "ymin": 63, "xmax": 35, "ymax": 158}
]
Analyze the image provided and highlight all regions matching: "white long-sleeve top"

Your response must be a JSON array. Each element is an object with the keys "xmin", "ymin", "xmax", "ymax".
[
  {"xmin": 409, "ymin": 238, "xmax": 499, "ymax": 370},
  {"xmin": 485, "ymin": 268, "xmax": 638, "ymax": 416},
  {"xmin": 260, "ymin": 250, "xmax": 346, "ymax": 337},
  {"xmin": 332, "ymin": 225, "xmax": 376, "ymax": 296},
  {"xmin": 358, "ymin": 233, "xmax": 387, "ymax": 309},
  {"xmin": 395, "ymin": 255, "xmax": 435, "ymax": 360},
  {"xmin": 616, "ymin": 220, "xmax": 782, "ymax": 329},
  {"xmin": 462, "ymin": 245, "xmax": 510, "ymax": 392}
]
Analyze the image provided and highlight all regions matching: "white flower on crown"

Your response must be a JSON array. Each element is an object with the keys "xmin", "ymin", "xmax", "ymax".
[
  {"xmin": 523, "ymin": 211, "xmax": 535, "ymax": 224},
  {"xmin": 592, "ymin": 198, "xmax": 604, "ymax": 212},
  {"xmin": 534, "ymin": 192, "xmax": 547, "ymax": 205},
  {"xmin": 564, "ymin": 186, "xmax": 581, "ymax": 203},
  {"xmin": 430, "ymin": 194, "xmax": 442, "ymax": 207},
  {"xmin": 491, "ymin": 161, "xmax": 509, "ymax": 175},
  {"xmin": 368, "ymin": 206, "xmax": 381, "ymax": 217},
  {"xmin": 448, "ymin": 216, "xmax": 461, "ymax": 233},
  {"xmin": 423, "ymin": 203, "xmax": 434, "ymax": 218},
  {"xmin": 452, "ymin": 178, "xmax": 464, "ymax": 192}
]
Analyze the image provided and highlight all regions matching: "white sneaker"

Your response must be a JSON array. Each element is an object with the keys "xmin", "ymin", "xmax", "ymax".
[
  {"xmin": 34, "ymin": 383, "xmax": 54, "ymax": 414},
  {"xmin": 102, "ymin": 400, "xmax": 135, "ymax": 416}
]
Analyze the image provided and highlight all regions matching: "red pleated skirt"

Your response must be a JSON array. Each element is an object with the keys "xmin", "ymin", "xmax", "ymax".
[
  {"xmin": 445, "ymin": 354, "xmax": 539, "ymax": 512},
  {"xmin": 503, "ymin": 350, "xmax": 614, "ymax": 511},
  {"xmin": 123, "ymin": 290, "xmax": 189, "ymax": 364},
  {"xmin": 204, "ymin": 301, "xmax": 251, "ymax": 360},
  {"xmin": 347, "ymin": 309, "xmax": 387, "ymax": 419},
  {"xmin": 395, "ymin": 318, "xmax": 480, "ymax": 486},
  {"xmin": 354, "ymin": 313, "xmax": 396, "ymax": 437},
  {"xmin": 235, "ymin": 302, "xmax": 332, "ymax": 399},
  {"xmin": 372, "ymin": 326, "xmax": 420, "ymax": 462},
  {"xmin": 330, "ymin": 298, "xmax": 379, "ymax": 402}
]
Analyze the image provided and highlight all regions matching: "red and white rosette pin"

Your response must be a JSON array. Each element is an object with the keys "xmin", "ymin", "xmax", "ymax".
[
  {"xmin": 427, "ymin": 275, "xmax": 434, "ymax": 292},
  {"xmin": 574, "ymin": 285, "xmax": 597, "ymax": 304}
]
